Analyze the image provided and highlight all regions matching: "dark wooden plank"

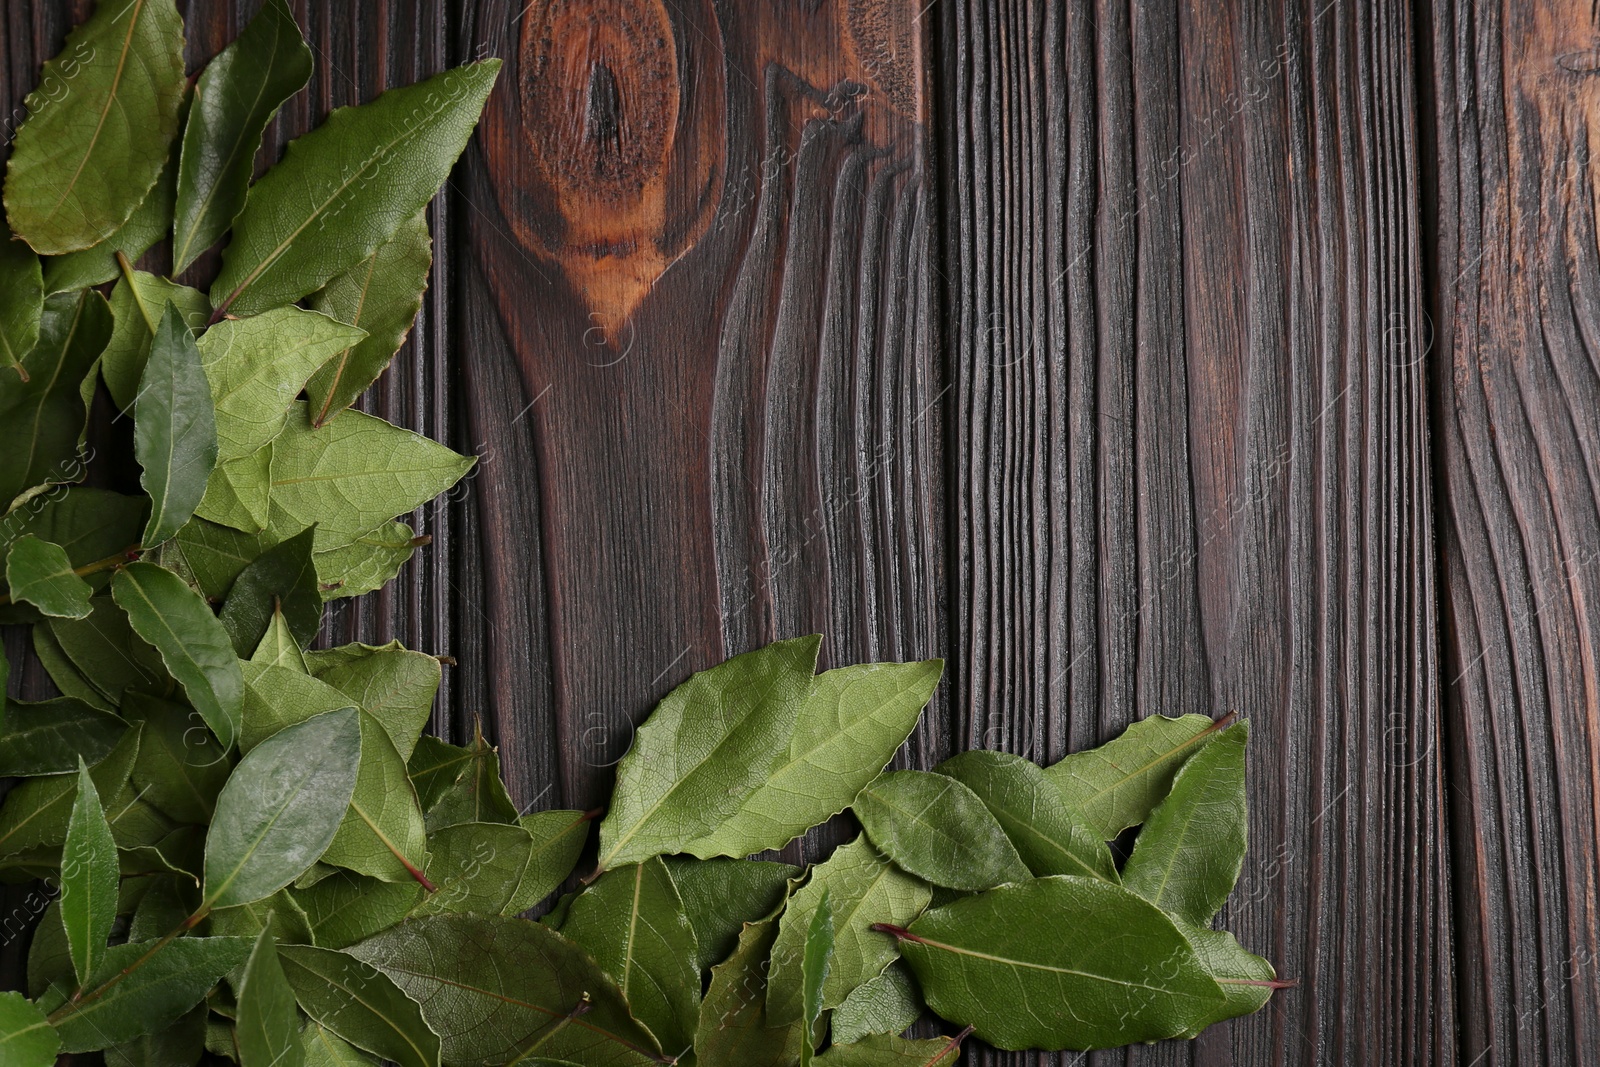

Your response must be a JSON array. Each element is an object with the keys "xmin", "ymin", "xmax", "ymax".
[
  {"xmin": 455, "ymin": 0, "xmax": 946, "ymax": 821},
  {"xmin": 1425, "ymin": 0, "xmax": 1600, "ymax": 1061},
  {"xmin": 936, "ymin": 0, "xmax": 1452, "ymax": 1062}
]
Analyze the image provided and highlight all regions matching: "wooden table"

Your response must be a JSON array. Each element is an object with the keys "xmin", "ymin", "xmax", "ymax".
[{"xmin": 4, "ymin": 1, "xmax": 1593, "ymax": 1063}]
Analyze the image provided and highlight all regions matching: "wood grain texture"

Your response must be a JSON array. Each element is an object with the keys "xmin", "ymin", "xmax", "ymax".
[
  {"xmin": 936, "ymin": 0, "xmax": 1452, "ymax": 1062},
  {"xmin": 1426, "ymin": 0, "xmax": 1600, "ymax": 1061}
]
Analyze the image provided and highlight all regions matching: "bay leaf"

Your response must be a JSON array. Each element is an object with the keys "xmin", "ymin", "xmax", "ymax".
[
  {"xmin": 815, "ymin": 1033, "xmax": 964, "ymax": 1066},
  {"xmin": 2, "ymin": 0, "xmax": 186, "ymax": 254},
  {"xmin": 251, "ymin": 605, "xmax": 307, "ymax": 670},
  {"xmin": 208, "ymin": 888, "xmax": 314, "ymax": 947},
  {"xmin": 892, "ymin": 875, "xmax": 1226, "ymax": 1049},
  {"xmin": 172, "ymin": 0, "xmax": 313, "ymax": 272},
  {"xmin": 799, "ymin": 888, "xmax": 834, "ymax": 1067},
  {"xmin": 304, "ymin": 641, "xmax": 439, "ymax": 760},
  {"xmin": 211, "ymin": 61, "xmax": 499, "ymax": 317},
  {"xmin": 239, "ymin": 661, "xmax": 352, "ymax": 752},
  {"xmin": 60, "ymin": 759, "xmax": 119, "ymax": 985},
  {"xmin": 199, "ymin": 308, "xmax": 366, "ymax": 463},
  {"xmin": 114, "ymin": 562, "xmax": 241, "ymax": 749},
  {"xmin": 561, "ymin": 857, "xmax": 699, "ymax": 1055},
  {"xmin": 314, "ymin": 519, "xmax": 419, "ymax": 600},
  {"xmin": 122, "ymin": 691, "xmax": 231, "ymax": 825},
  {"xmin": 102, "ymin": 272, "xmax": 210, "ymax": 411},
  {"xmin": 290, "ymin": 869, "xmax": 419, "ymax": 951},
  {"xmin": 934, "ymin": 749, "xmax": 1116, "ymax": 882},
  {"xmin": 268, "ymin": 404, "xmax": 474, "ymax": 552},
  {"xmin": 1174, "ymin": 923, "xmax": 1280, "ymax": 1037},
  {"xmin": 306, "ymin": 210, "xmax": 432, "ymax": 424},
  {"xmin": 104, "ymin": 1002, "xmax": 206, "ymax": 1067},
  {"xmin": 203, "ymin": 707, "xmax": 361, "ymax": 909},
  {"xmin": 852, "ymin": 771, "xmax": 1030, "ymax": 892},
  {"xmin": 0, "ymin": 228, "xmax": 42, "ymax": 379},
  {"xmin": 1045, "ymin": 713, "xmax": 1229, "ymax": 840},
  {"xmin": 236, "ymin": 919, "xmax": 305, "ymax": 1067},
  {"xmin": 662, "ymin": 855, "xmax": 798, "ymax": 974},
  {"xmin": 0, "ymin": 290, "xmax": 110, "ymax": 508},
  {"xmin": 767, "ymin": 836, "xmax": 930, "ymax": 1026},
  {"xmin": 278, "ymin": 945, "xmax": 439, "ymax": 1067},
  {"xmin": 0, "ymin": 487, "xmax": 145, "ymax": 614},
  {"xmin": 5, "ymin": 534, "xmax": 93, "ymax": 618},
  {"xmin": 27, "ymin": 899, "xmax": 70, "ymax": 998},
  {"xmin": 412, "ymin": 729, "xmax": 519, "ymax": 831},
  {"xmin": 320, "ymin": 709, "xmax": 427, "ymax": 884},
  {"xmin": 347, "ymin": 913, "xmax": 661, "ymax": 1066},
  {"xmin": 0, "ymin": 990, "xmax": 58, "ymax": 1067},
  {"xmin": 42, "ymin": 146, "xmax": 179, "ymax": 294},
  {"xmin": 196, "ymin": 450, "xmax": 273, "ymax": 533},
  {"xmin": 47, "ymin": 596, "xmax": 169, "ymax": 707},
  {"xmin": 597, "ymin": 635, "xmax": 821, "ymax": 869},
  {"xmin": 0, "ymin": 725, "xmax": 138, "ymax": 864},
  {"xmin": 0, "ymin": 697, "xmax": 125, "ymax": 776},
  {"xmin": 218, "ymin": 526, "xmax": 322, "ymax": 656},
  {"xmin": 682, "ymin": 659, "xmax": 943, "ymax": 858},
  {"xmin": 302, "ymin": 1021, "xmax": 380, "ymax": 1067},
  {"xmin": 692, "ymin": 913, "xmax": 799, "ymax": 1067},
  {"xmin": 1121, "ymin": 722, "xmax": 1249, "ymax": 927},
  {"xmin": 172, "ymin": 516, "xmax": 268, "ymax": 600},
  {"xmin": 135, "ymin": 305, "xmax": 218, "ymax": 546},
  {"xmin": 41, "ymin": 935, "xmax": 252, "ymax": 1053},
  {"xmin": 411, "ymin": 813, "xmax": 588, "ymax": 920},
  {"xmin": 829, "ymin": 961, "xmax": 922, "ymax": 1046}
]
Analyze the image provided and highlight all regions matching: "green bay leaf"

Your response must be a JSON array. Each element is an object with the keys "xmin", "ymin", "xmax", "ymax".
[
  {"xmin": 693, "ymin": 912, "xmax": 799, "ymax": 1067},
  {"xmin": 1045, "ymin": 714, "xmax": 1229, "ymax": 839},
  {"xmin": 0, "ymin": 697, "xmax": 125, "ymax": 776},
  {"xmin": 41, "ymin": 147, "xmax": 179, "ymax": 295},
  {"xmin": 663, "ymin": 855, "xmax": 798, "ymax": 974},
  {"xmin": 236, "ymin": 920, "xmax": 306, "ymax": 1067},
  {"xmin": 0, "ymin": 227, "xmax": 42, "ymax": 378},
  {"xmin": 314, "ymin": 519, "xmax": 419, "ymax": 600},
  {"xmin": 0, "ymin": 990, "xmax": 59, "ymax": 1067},
  {"xmin": 172, "ymin": 0, "xmax": 313, "ymax": 272},
  {"xmin": 852, "ymin": 770, "xmax": 1030, "ymax": 892},
  {"xmin": 211, "ymin": 60, "xmax": 499, "ymax": 317},
  {"xmin": 60, "ymin": 759, "xmax": 119, "ymax": 985},
  {"xmin": 122, "ymin": 691, "xmax": 232, "ymax": 825},
  {"xmin": 135, "ymin": 305, "xmax": 218, "ymax": 547},
  {"xmin": 102, "ymin": 272, "xmax": 210, "ymax": 411},
  {"xmin": 0, "ymin": 725, "xmax": 138, "ymax": 865},
  {"xmin": 113, "ymin": 562, "xmax": 241, "ymax": 749},
  {"xmin": 278, "ymin": 945, "xmax": 439, "ymax": 1067},
  {"xmin": 597, "ymin": 635, "xmax": 821, "ymax": 869},
  {"xmin": 195, "ymin": 450, "xmax": 273, "ymax": 533},
  {"xmin": 218, "ymin": 526, "xmax": 322, "ymax": 656},
  {"xmin": 829, "ymin": 961, "xmax": 923, "ymax": 1046},
  {"xmin": 799, "ymin": 888, "xmax": 834, "ymax": 1067},
  {"xmin": 319, "ymin": 709, "xmax": 427, "ymax": 884},
  {"xmin": 304, "ymin": 641, "xmax": 439, "ymax": 760},
  {"xmin": 2, "ymin": 0, "xmax": 186, "ymax": 254},
  {"xmin": 1174, "ymin": 923, "xmax": 1280, "ymax": 1037},
  {"xmin": 815, "ymin": 1033, "xmax": 964, "ymax": 1066},
  {"xmin": 5, "ymin": 534, "xmax": 93, "ymax": 618}
]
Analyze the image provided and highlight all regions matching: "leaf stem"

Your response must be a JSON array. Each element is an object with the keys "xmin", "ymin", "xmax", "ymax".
[
  {"xmin": 50, "ymin": 904, "xmax": 211, "ymax": 1021},
  {"xmin": 0, "ymin": 543, "xmax": 141, "ymax": 607}
]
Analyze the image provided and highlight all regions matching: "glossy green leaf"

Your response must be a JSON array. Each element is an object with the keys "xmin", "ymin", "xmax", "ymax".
[
  {"xmin": 269, "ymin": 404, "xmax": 474, "ymax": 551},
  {"xmin": 114, "ymin": 562, "xmax": 242, "ymax": 749},
  {"xmin": 60, "ymin": 759, "xmax": 118, "ymax": 985},
  {"xmin": 135, "ymin": 305, "xmax": 217, "ymax": 546},
  {"xmin": 0, "ymin": 229, "xmax": 42, "ymax": 378},
  {"xmin": 210, "ymin": 59, "xmax": 496, "ymax": 317},
  {"xmin": 102, "ymin": 272, "xmax": 210, "ymax": 411},
  {"xmin": 934, "ymin": 750, "xmax": 1116, "ymax": 882},
  {"xmin": 306, "ymin": 210, "xmax": 431, "ymax": 424},
  {"xmin": 291, "ymin": 869, "xmax": 419, "ymax": 950},
  {"xmin": 0, "ymin": 990, "xmax": 59, "ymax": 1067},
  {"xmin": 46, "ymin": 596, "xmax": 169, "ymax": 708},
  {"xmin": 171, "ymin": 515, "xmax": 266, "ymax": 599},
  {"xmin": 252, "ymin": 605, "xmax": 307, "ymax": 670},
  {"xmin": 799, "ymin": 888, "xmax": 834, "ymax": 1067},
  {"xmin": 219, "ymin": 526, "xmax": 322, "ymax": 656},
  {"xmin": 240, "ymin": 662, "xmax": 352, "ymax": 752},
  {"xmin": 199, "ymin": 308, "xmax": 367, "ymax": 463},
  {"xmin": 815, "ymin": 1033, "xmax": 965, "ymax": 1067},
  {"xmin": 0, "ymin": 487, "xmax": 144, "ymax": 613},
  {"xmin": 302, "ymin": 1021, "xmax": 380, "ymax": 1067},
  {"xmin": 172, "ymin": 0, "xmax": 313, "ymax": 272},
  {"xmin": 42, "ymin": 935, "xmax": 252, "ymax": 1053},
  {"xmin": 314, "ymin": 519, "xmax": 419, "ymax": 600},
  {"xmin": 204, "ymin": 708, "xmax": 362, "ymax": 908},
  {"xmin": 320, "ymin": 710, "xmax": 427, "ymax": 884},
  {"xmin": 662, "ymin": 855, "xmax": 798, "ymax": 973},
  {"xmin": 893, "ymin": 876, "xmax": 1226, "ymax": 1050},
  {"xmin": 2, "ymin": 0, "xmax": 186, "ymax": 254},
  {"xmin": 408, "ymin": 820, "xmax": 551, "ymax": 920},
  {"xmin": 5, "ymin": 534, "xmax": 92, "ymax": 618},
  {"xmin": 196, "ymin": 450, "xmax": 273, "ymax": 533},
  {"xmin": 1045, "ymin": 714, "xmax": 1228, "ymax": 840},
  {"xmin": 683, "ymin": 659, "xmax": 942, "ymax": 858},
  {"xmin": 1121, "ymin": 722, "xmax": 1249, "ymax": 927},
  {"xmin": 304, "ymin": 641, "xmax": 440, "ymax": 760},
  {"xmin": 122, "ymin": 692, "xmax": 231, "ymax": 824},
  {"xmin": 0, "ymin": 290, "xmax": 110, "ymax": 508},
  {"xmin": 348, "ymin": 914, "xmax": 661, "ymax": 1066},
  {"xmin": 412, "ymin": 731, "xmax": 520, "ymax": 831},
  {"xmin": 768, "ymin": 836, "xmax": 930, "ymax": 1025},
  {"xmin": 0, "ymin": 725, "xmax": 138, "ymax": 863},
  {"xmin": 598, "ymin": 635, "xmax": 821, "ymax": 869},
  {"xmin": 104, "ymin": 1002, "xmax": 207, "ymax": 1067},
  {"xmin": 278, "ymin": 945, "xmax": 439, "ymax": 1067},
  {"xmin": 693, "ymin": 913, "xmax": 799, "ymax": 1067},
  {"xmin": 853, "ymin": 771, "xmax": 1029, "ymax": 892},
  {"xmin": 0, "ymin": 697, "xmax": 125, "ymax": 776},
  {"xmin": 208, "ymin": 887, "xmax": 315, "ymax": 946},
  {"xmin": 237, "ymin": 920, "xmax": 305, "ymax": 1067},
  {"xmin": 829, "ymin": 961, "xmax": 923, "ymax": 1046},
  {"xmin": 1174, "ymin": 924, "xmax": 1279, "ymax": 1037},
  {"xmin": 40, "ymin": 145, "xmax": 179, "ymax": 296},
  {"xmin": 561, "ymin": 858, "xmax": 699, "ymax": 1055}
]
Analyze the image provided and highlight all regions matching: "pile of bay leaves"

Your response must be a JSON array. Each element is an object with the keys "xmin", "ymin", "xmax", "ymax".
[{"xmin": 0, "ymin": 1, "xmax": 1281, "ymax": 1064}]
